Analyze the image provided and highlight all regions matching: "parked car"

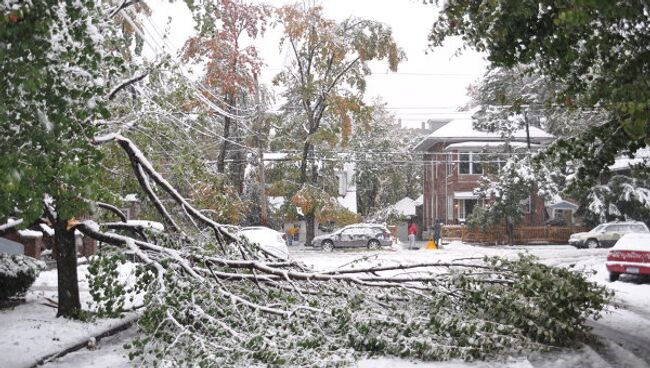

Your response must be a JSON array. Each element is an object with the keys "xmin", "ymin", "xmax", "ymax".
[
  {"xmin": 569, "ymin": 221, "xmax": 649, "ymax": 248},
  {"xmin": 312, "ymin": 223, "xmax": 393, "ymax": 252},
  {"xmin": 238, "ymin": 226, "xmax": 289, "ymax": 260},
  {"xmin": 606, "ymin": 233, "xmax": 650, "ymax": 281}
]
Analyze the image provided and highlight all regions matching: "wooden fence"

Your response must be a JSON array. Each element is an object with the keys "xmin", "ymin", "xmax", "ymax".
[{"xmin": 441, "ymin": 225, "xmax": 589, "ymax": 245}]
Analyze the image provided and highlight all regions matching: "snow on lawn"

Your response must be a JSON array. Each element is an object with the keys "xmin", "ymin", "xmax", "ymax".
[{"xmin": 0, "ymin": 261, "xmax": 140, "ymax": 368}]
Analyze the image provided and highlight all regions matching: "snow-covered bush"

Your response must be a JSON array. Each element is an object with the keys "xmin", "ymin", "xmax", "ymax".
[{"xmin": 0, "ymin": 253, "xmax": 46, "ymax": 301}]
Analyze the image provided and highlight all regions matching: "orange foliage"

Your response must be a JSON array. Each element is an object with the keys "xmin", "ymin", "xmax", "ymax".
[{"xmin": 182, "ymin": 0, "xmax": 270, "ymax": 96}]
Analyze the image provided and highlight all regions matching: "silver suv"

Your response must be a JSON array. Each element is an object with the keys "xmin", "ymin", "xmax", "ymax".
[
  {"xmin": 569, "ymin": 221, "xmax": 649, "ymax": 248},
  {"xmin": 313, "ymin": 223, "xmax": 393, "ymax": 252}
]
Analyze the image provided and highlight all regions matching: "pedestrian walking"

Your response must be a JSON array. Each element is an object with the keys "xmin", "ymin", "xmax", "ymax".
[
  {"xmin": 433, "ymin": 221, "xmax": 442, "ymax": 249},
  {"xmin": 408, "ymin": 221, "xmax": 417, "ymax": 250},
  {"xmin": 286, "ymin": 224, "xmax": 297, "ymax": 246}
]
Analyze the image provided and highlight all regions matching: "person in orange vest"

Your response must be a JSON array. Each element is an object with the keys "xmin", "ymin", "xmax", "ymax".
[
  {"xmin": 286, "ymin": 224, "xmax": 298, "ymax": 246},
  {"xmin": 408, "ymin": 221, "xmax": 417, "ymax": 250}
]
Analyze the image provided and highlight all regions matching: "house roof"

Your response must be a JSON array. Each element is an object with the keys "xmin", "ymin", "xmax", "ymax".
[
  {"xmin": 545, "ymin": 200, "xmax": 579, "ymax": 210},
  {"xmin": 610, "ymin": 147, "xmax": 650, "ymax": 172},
  {"xmin": 389, "ymin": 197, "xmax": 417, "ymax": 217},
  {"xmin": 413, "ymin": 119, "xmax": 554, "ymax": 151},
  {"xmin": 413, "ymin": 194, "xmax": 424, "ymax": 206},
  {"xmin": 444, "ymin": 141, "xmax": 540, "ymax": 151}
]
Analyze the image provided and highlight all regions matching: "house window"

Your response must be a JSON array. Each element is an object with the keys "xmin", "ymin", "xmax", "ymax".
[
  {"xmin": 459, "ymin": 152, "xmax": 483, "ymax": 175},
  {"xmin": 447, "ymin": 195, "xmax": 453, "ymax": 220},
  {"xmin": 520, "ymin": 196, "xmax": 531, "ymax": 214},
  {"xmin": 458, "ymin": 199, "xmax": 478, "ymax": 220},
  {"xmin": 459, "ymin": 153, "xmax": 470, "ymax": 174}
]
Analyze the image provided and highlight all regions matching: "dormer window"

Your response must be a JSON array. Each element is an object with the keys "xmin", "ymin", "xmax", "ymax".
[{"xmin": 459, "ymin": 152, "xmax": 483, "ymax": 175}]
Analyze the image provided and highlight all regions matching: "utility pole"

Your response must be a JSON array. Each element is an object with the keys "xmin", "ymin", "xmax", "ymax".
[
  {"xmin": 524, "ymin": 110, "xmax": 531, "ymax": 150},
  {"xmin": 254, "ymin": 74, "xmax": 268, "ymax": 225}
]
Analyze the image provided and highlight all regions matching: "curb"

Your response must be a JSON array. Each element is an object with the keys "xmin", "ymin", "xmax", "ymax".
[{"xmin": 32, "ymin": 313, "xmax": 139, "ymax": 367}]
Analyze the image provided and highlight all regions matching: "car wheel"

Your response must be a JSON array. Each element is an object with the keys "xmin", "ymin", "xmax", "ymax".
[
  {"xmin": 368, "ymin": 239, "xmax": 381, "ymax": 250},
  {"xmin": 609, "ymin": 272, "xmax": 620, "ymax": 282},
  {"xmin": 586, "ymin": 239, "xmax": 599, "ymax": 249},
  {"xmin": 322, "ymin": 240, "xmax": 334, "ymax": 252}
]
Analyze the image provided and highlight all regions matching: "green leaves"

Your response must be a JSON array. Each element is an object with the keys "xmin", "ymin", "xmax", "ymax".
[
  {"xmin": 429, "ymin": 0, "xmax": 649, "ymax": 185},
  {"xmin": 1, "ymin": 0, "xmax": 124, "ymax": 223}
]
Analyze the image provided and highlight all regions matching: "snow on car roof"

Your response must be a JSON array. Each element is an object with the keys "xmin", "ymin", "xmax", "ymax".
[{"xmin": 612, "ymin": 233, "xmax": 650, "ymax": 252}]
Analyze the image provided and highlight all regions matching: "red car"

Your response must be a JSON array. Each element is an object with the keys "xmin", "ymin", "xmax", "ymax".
[{"xmin": 606, "ymin": 233, "xmax": 650, "ymax": 282}]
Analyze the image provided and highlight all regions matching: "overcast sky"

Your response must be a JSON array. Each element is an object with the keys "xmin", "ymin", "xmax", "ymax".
[{"xmin": 142, "ymin": 0, "xmax": 487, "ymax": 127}]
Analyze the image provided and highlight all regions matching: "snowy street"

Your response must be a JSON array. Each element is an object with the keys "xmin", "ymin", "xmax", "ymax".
[{"xmin": 15, "ymin": 242, "xmax": 648, "ymax": 368}]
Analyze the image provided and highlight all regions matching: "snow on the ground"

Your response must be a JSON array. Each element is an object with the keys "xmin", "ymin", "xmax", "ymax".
[
  {"xmin": 5, "ymin": 242, "xmax": 650, "ymax": 367},
  {"xmin": 43, "ymin": 325, "xmax": 137, "ymax": 368},
  {"xmin": 0, "ymin": 261, "xmax": 140, "ymax": 368}
]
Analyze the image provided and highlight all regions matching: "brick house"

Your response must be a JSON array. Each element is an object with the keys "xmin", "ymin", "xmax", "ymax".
[
  {"xmin": 0, "ymin": 219, "xmax": 96, "ymax": 259},
  {"xmin": 413, "ymin": 118, "xmax": 555, "ymax": 230}
]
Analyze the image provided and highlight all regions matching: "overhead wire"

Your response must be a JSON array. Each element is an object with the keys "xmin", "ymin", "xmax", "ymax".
[
  {"xmin": 119, "ymin": 7, "xmax": 534, "ymax": 169},
  {"xmin": 127, "ymin": 8, "xmax": 255, "ymax": 121}
]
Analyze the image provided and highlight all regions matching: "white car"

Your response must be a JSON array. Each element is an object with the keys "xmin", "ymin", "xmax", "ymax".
[
  {"xmin": 569, "ymin": 221, "xmax": 649, "ymax": 248},
  {"xmin": 238, "ymin": 226, "xmax": 289, "ymax": 260}
]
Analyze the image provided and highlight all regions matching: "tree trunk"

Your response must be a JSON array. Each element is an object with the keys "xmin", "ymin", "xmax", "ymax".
[
  {"xmin": 305, "ymin": 212, "xmax": 315, "ymax": 247},
  {"xmin": 54, "ymin": 218, "xmax": 81, "ymax": 318},
  {"xmin": 299, "ymin": 141, "xmax": 311, "ymax": 185},
  {"xmin": 299, "ymin": 142, "xmax": 317, "ymax": 246},
  {"xmin": 228, "ymin": 120, "xmax": 246, "ymax": 194},
  {"xmin": 506, "ymin": 218, "xmax": 514, "ymax": 247},
  {"xmin": 216, "ymin": 94, "xmax": 234, "ymax": 174}
]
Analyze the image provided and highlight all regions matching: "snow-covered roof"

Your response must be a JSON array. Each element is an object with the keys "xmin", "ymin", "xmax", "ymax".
[
  {"xmin": 413, "ymin": 194, "xmax": 423, "ymax": 206},
  {"xmin": 0, "ymin": 218, "xmax": 23, "ymax": 232},
  {"xmin": 610, "ymin": 147, "xmax": 650, "ymax": 172},
  {"xmin": 545, "ymin": 200, "xmax": 578, "ymax": 210},
  {"xmin": 413, "ymin": 119, "xmax": 554, "ymax": 151},
  {"xmin": 17, "ymin": 229, "xmax": 43, "ymax": 239},
  {"xmin": 444, "ymin": 141, "xmax": 539, "ymax": 151},
  {"xmin": 387, "ymin": 197, "xmax": 417, "ymax": 217}
]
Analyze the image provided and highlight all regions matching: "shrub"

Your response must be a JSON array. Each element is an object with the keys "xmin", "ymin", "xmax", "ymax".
[{"xmin": 0, "ymin": 253, "xmax": 46, "ymax": 301}]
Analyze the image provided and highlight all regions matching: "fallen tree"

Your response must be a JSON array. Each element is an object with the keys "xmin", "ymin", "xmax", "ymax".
[{"xmin": 77, "ymin": 134, "xmax": 611, "ymax": 367}]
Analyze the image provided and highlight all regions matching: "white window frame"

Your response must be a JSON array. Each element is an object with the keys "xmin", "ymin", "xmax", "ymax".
[
  {"xmin": 458, "ymin": 199, "xmax": 466, "ymax": 219},
  {"xmin": 458, "ymin": 152, "xmax": 483, "ymax": 175}
]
